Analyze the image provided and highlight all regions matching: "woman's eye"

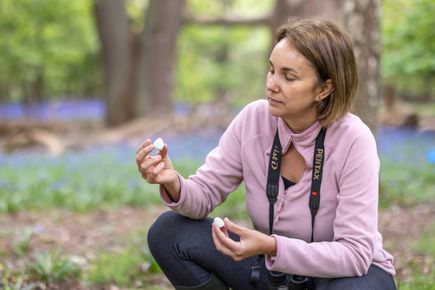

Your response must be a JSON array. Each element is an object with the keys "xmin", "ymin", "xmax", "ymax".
[{"xmin": 285, "ymin": 74, "xmax": 295, "ymax": 81}]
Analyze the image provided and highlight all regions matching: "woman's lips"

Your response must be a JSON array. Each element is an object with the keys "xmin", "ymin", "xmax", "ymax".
[{"xmin": 268, "ymin": 97, "xmax": 283, "ymax": 104}]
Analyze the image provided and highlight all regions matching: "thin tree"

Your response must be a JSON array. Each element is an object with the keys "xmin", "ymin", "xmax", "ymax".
[
  {"xmin": 342, "ymin": 0, "xmax": 381, "ymax": 133},
  {"xmin": 94, "ymin": 0, "xmax": 185, "ymax": 127}
]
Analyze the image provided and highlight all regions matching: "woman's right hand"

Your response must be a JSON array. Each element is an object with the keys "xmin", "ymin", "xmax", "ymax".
[{"xmin": 136, "ymin": 139, "xmax": 180, "ymax": 200}]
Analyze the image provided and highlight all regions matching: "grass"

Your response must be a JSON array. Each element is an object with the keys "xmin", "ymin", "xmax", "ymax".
[
  {"xmin": 414, "ymin": 225, "xmax": 435, "ymax": 257},
  {"xmin": 1, "ymin": 144, "xmax": 433, "ymax": 213},
  {"xmin": 27, "ymin": 251, "xmax": 81, "ymax": 285},
  {"xmin": 1, "ymin": 228, "xmax": 160, "ymax": 289},
  {"xmin": 12, "ymin": 228, "xmax": 33, "ymax": 257},
  {"xmin": 0, "ymin": 139, "xmax": 434, "ymax": 289},
  {"xmin": 87, "ymin": 247, "xmax": 149, "ymax": 287},
  {"xmin": 397, "ymin": 261, "xmax": 435, "ymax": 290},
  {"xmin": 1, "ymin": 251, "xmax": 81, "ymax": 290},
  {"xmin": 379, "ymin": 159, "xmax": 435, "ymax": 207},
  {"xmin": 0, "ymin": 149, "xmax": 201, "ymax": 213},
  {"xmin": 86, "ymin": 227, "xmax": 161, "ymax": 288}
]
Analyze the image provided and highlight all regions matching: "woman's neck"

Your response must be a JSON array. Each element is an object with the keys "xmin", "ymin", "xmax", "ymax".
[{"xmin": 283, "ymin": 113, "xmax": 318, "ymax": 133}]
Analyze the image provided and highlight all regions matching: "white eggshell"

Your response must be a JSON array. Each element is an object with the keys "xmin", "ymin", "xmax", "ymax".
[
  {"xmin": 213, "ymin": 217, "xmax": 225, "ymax": 228},
  {"xmin": 153, "ymin": 137, "xmax": 164, "ymax": 151}
]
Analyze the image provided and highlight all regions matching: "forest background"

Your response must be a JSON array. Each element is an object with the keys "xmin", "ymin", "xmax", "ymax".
[{"xmin": 0, "ymin": 0, "xmax": 434, "ymax": 289}]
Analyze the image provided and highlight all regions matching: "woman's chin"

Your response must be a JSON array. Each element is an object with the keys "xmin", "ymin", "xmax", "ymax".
[{"xmin": 268, "ymin": 105, "xmax": 283, "ymax": 117}]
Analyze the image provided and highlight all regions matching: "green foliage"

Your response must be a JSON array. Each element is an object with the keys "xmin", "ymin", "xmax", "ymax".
[
  {"xmin": 212, "ymin": 185, "xmax": 247, "ymax": 219},
  {"xmin": 2, "ymin": 145, "xmax": 433, "ymax": 213},
  {"xmin": 379, "ymin": 158, "xmax": 435, "ymax": 207},
  {"xmin": 0, "ymin": 150, "xmax": 200, "ymax": 213},
  {"xmin": 0, "ymin": 264, "xmax": 34, "ymax": 290},
  {"xmin": 413, "ymin": 224, "xmax": 435, "ymax": 257},
  {"xmin": 0, "ymin": 0, "xmax": 100, "ymax": 100},
  {"xmin": 177, "ymin": 0, "xmax": 273, "ymax": 106},
  {"xmin": 397, "ymin": 267, "xmax": 435, "ymax": 290},
  {"xmin": 2, "ymin": 0, "xmax": 433, "ymax": 105},
  {"xmin": 382, "ymin": 0, "xmax": 435, "ymax": 97},
  {"xmin": 176, "ymin": 25, "xmax": 270, "ymax": 106},
  {"xmin": 13, "ymin": 228, "xmax": 34, "ymax": 257},
  {"xmin": 126, "ymin": 0, "xmax": 148, "ymax": 32},
  {"xmin": 398, "ymin": 225, "xmax": 435, "ymax": 289},
  {"xmin": 27, "ymin": 251, "xmax": 81, "ymax": 284},
  {"xmin": 87, "ymin": 246, "xmax": 152, "ymax": 287},
  {"xmin": 187, "ymin": 0, "xmax": 274, "ymax": 17}
]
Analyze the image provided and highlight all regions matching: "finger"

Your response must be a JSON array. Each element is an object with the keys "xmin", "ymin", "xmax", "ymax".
[
  {"xmin": 219, "ymin": 233, "xmax": 242, "ymax": 255},
  {"xmin": 224, "ymin": 218, "xmax": 245, "ymax": 236},
  {"xmin": 214, "ymin": 225, "xmax": 243, "ymax": 257},
  {"xmin": 136, "ymin": 144, "xmax": 154, "ymax": 166},
  {"xmin": 152, "ymin": 161, "xmax": 165, "ymax": 175},
  {"xmin": 213, "ymin": 223, "xmax": 239, "ymax": 253},
  {"xmin": 212, "ymin": 224, "xmax": 236, "ymax": 257},
  {"xmin": 159, "ymin": 144, "xmax": 168, "ymax": 159},
  {"xmin": 221, "ymin": 225, "xmax": 229, "ymax": 237},
  {"xmin": 136, "ymin": 139, "xmax": 151, "ymax": 154},
  {"xmin": 140, "ymin": 155, "xmax": 162, "ymax": 171},
  {"xmin": 211, "ymin": 224, "xmax": 221, "ymax": 249}
]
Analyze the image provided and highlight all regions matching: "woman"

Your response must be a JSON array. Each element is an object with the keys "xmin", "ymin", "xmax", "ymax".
[{"xmin": 136, "ymin": 18, "xmax": 396, "ymax": 290}]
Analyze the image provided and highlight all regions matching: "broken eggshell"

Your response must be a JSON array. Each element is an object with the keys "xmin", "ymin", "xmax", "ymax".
[
  {"xmin": 150, "ymin": 137, "xmax": 164, "ymax": 155},
  {"xmin": 213, "ymin": 217, "xmax": 225, "ymax": 228}
]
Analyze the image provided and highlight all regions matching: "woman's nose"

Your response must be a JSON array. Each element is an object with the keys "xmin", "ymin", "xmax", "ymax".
[{"xmin": 266, "ymin": 74, "xmax": 279, "ymax": 93}]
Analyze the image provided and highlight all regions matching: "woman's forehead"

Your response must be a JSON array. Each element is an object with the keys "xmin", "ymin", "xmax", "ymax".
[{"xmin": 270, "ymin": 39, "xmax": 315, "ymax": 73}]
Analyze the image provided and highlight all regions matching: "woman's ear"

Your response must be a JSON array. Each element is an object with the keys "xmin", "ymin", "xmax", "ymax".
[{"xmin": 316, "ymin": 79, "xmax": 334, "ymax": 102}]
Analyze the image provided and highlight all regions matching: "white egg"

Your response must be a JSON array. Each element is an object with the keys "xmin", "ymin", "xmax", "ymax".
[
  {"xmin": 213, "ymin": 217, "xmax": 225, "ymax": 228},
  {"xmin": 153, "ymin": 137, "xmax": 164, "ymax": 151}
]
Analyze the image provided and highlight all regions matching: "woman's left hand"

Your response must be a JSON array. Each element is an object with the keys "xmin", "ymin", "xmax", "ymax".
[{"xmin": 211, "ymin": 217, "xmax": 276, "ymax": 261}]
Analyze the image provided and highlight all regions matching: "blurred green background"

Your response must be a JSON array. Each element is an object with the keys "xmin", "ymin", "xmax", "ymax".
[{"xmin": 0, "ymin": 0, "xmax": 434, "ymax": 289}]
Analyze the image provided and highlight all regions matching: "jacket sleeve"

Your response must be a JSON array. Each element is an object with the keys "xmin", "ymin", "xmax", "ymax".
[
  {"xmin": 266, "ymin": 130, "xmax": 380, "ymax": 278},
  {"xmin": 159, "ymin": 108, "xmax": 246, "ymax": 219}
]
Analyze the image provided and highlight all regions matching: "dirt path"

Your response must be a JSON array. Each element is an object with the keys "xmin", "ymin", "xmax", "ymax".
[{"xmin": 0, "ymin": 204, "xmax": 433, "ymax": 289}]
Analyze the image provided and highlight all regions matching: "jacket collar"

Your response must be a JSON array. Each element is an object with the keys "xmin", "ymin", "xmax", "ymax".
[
  {"xmin": 277, "ymin": 117, "xmax": 322, "ymax": 153},
  {"xmin": 264, "ymin": 118, "xmax": 322, "ymax": 169}
]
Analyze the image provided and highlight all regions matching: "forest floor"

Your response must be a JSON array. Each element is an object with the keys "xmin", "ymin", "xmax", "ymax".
[
  {"xmin": 0, "ymin": 102, "xmax": 434, "ymax": 289},
  {"xmin": 0, "ymin": 203, "xmax": 433, "ymax": 289}
]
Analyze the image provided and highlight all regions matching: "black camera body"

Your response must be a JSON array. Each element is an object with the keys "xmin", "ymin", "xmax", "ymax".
[{"xmin": 268, "ymin": 271, "xmax": 310, "ymax": 290}]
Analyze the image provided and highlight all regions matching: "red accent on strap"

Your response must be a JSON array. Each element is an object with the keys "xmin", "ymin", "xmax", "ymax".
[{"xmin": 312, "ymin": 191, "xmax": 318, "ymax": 196}]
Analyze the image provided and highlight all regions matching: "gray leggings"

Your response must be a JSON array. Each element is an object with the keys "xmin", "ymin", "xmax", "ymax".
[{"xmin": 147, "ymin": 211, "xmax": 396, "ymax": 290}]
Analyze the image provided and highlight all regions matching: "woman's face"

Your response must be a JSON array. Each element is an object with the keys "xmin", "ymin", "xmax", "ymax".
[{"xmin": 266, "ymin": 39, "xmax": 323, "ymax": 126}]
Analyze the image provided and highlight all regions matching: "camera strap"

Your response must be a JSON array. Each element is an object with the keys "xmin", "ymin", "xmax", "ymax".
[{"xmin": 266, "ymin": 127, "xmax": 326, "ymax": 242}]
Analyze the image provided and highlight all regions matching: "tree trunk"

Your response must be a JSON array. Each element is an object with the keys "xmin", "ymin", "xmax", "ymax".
[
  {"xmin": 133, "ymin": 0, "xmax": 185, "ymax": 117},
  {"xmin": 0, "ymin": 83, "xmax": 8, "ymax": 102},
  {"xmin": 270, "ymin": 0, "xmax": 380, "ymax": 133},
  {"xmin": 33, "ymin": 66, "xmax": 45, "ymax": 103},
  {"xmin": 343, "ymin": 0, "xmax": 381, "ymax": 133},
  {"xmin": 269, "ymin": 0, "xmax": 341, "ymax": 49},
  {"xmin": 94, "ymin": 0, "xmax": 135, "ymax": 126}
]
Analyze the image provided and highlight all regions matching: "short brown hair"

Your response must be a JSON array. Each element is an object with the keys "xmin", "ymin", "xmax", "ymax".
[{"xmin": 276, "ymin": 18, "xmax": 358, "ymax": 127}]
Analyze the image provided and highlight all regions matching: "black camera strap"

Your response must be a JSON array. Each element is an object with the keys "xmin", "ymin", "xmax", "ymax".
[
  {"xmin": 266, "ymin": 127, "xmax": 326, "ymax": 242},
  {"xmin": 266, "ymin": 131, "xmax": 282, "ymax": 235},
  {"xmin": 250, "ymin": 127, "xmax": 326, "ymax": 287}
]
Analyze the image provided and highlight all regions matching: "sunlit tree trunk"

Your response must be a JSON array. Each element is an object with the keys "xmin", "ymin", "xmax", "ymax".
[
  {"xmin": 343, "ymin": 0, "xmax": 381, "ymax": 133},
  {"xmin": 269, "ymin": 0, "xmax": 341, "ymax": 36},
  {"xmin": 268, "ymin": 0, "xmax": 341, "ymax": 52},
  {"xmin": 94, "ymin": 0, "xmax": 134, "ymax": 126},
  {"xmin": 133, "ymin": 0, "xmax": 185, "ymax": 117}
]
